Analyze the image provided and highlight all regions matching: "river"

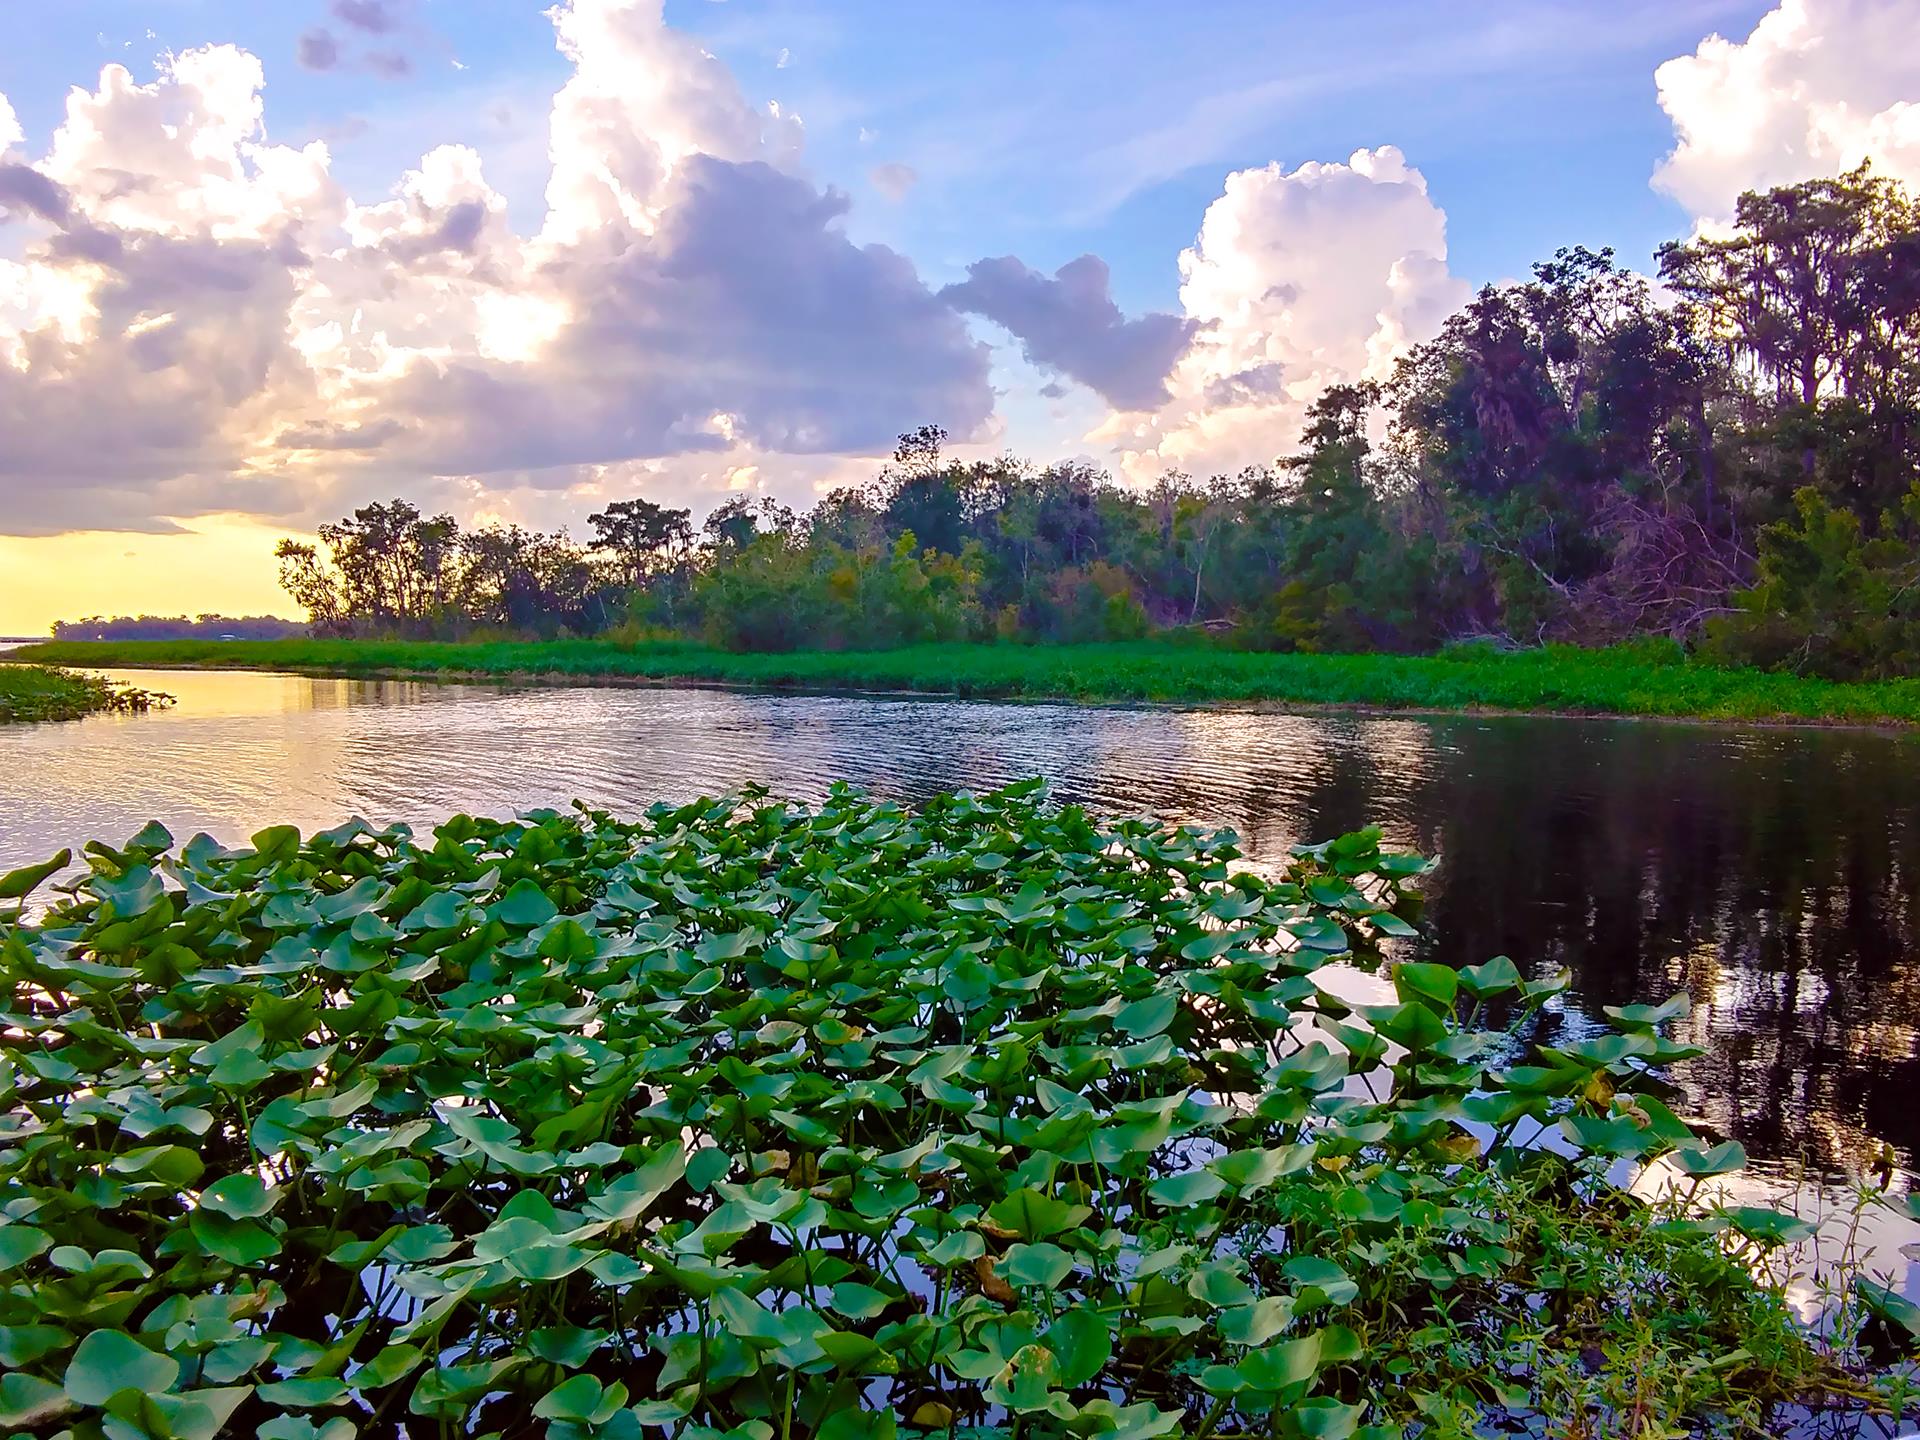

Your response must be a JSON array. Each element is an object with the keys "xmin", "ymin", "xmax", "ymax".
[{"xmin": 3, "ymin": 666, "xmax": 1917, "ymax": 1195}]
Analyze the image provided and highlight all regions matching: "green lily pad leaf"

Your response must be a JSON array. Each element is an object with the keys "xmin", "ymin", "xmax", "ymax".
[
  {"xmin": 527, "ymin": 1327, "xmax": 610, "ymax": 1367},
  {"xmin": 1283, "ymin": 1255, "xmax": 1359, "ymax": 1307},
  {"xmin": 1147, "ymin": 1169, "xmax": 1225, "ymax": 1207},
  {"xmin": 1391, "ymin": 961, "xmax": 1458, "ymax": 1012},
  {"xmin": 255, "ymin": 1377, "xmax": 348, "ymax": 1408},
  {"xmin": 828, "ymin": 1282, "xmax": 894, "ymax": 1320},
  {"xmin": 986, "ymin": 1343, "xmax": 1069, "ymax": 1417},
  {"xmin": 1604, "ymin": 993, "xmax": 1690, "ymax": 1031},
  {"xmin": 1719, "ymin": 1205, "xmax": 1817, "ymax": 1247},
  {"xmin": 1293, "ymin": 1397, "xmax": 1366, "ymax": 1439},
  {"xmin": 533, "ymin": 1374, "xmax": 609, "ymax": 1422},
  {"xmin": 0, "ymin": 1323, "xmax": 69, "ymax": 1367},
  {"xmin": 0, "ymin": 849, "xmax": 70, "ymax": 901},
  {"xmin": 1217, "ymin": 1296, "xmax": 1294, "ymax": 1347},
  {"xmin": 355, "ymin": 1343, "xmax": 426, "ymax": 1389},
  {"xmin": 189, "ymin": 1209, "xmax": 282, "ymax": 1265},
  {"xmin": 1001, "ymin": 1241, "xmax": 1076, "ymax": 1289},
  {"xmin": 1234, "ymin": 1324, "xmax": 1358, "ymax": 1394},
  {"xmin": 1113, "ymin": 992, "xmax": 1179, "ymax": 1038},
  {"xmin": 1856, "ymin": 1278, "xmax": 1920, "ymax": 1345},
  {"xmin": 0, "ymin": 1373, "xmax": 75, "ymax": 1428},
  {"xmin": 1559, "ymin": 1112, "xmax": 1658, "ymax": 1159},
  {"xmin": 1459, "ymin": 956, "xmax": 1522, "ymax": 998},
  {"xmin": 1670, "ymin": 1140, "xmax": 1747, "ymax": 1177},
  {"xmin": 1188, "ymin": 1262, "xmax": 1256, "ymax": 1308},
  {"xmin": 986, "ymin": 1188, "xmax": 1091, "ymax": 1241},
  {"xmin": 1358, "ymin": 1002, "xmax": 1448, "ymax": 1054},
  {"xmin": 492, "ymin": 879, "xmax": 559, "ymax": 927},
  {"xmin": 0, "ymin": 1224, "xmax": 52, "ymax": 1270},
  {"xmin": 1075, "ymin": 1400, "xmax": 1183, "ymax": 1440},
  {"xmin": 923, "ymin": 1231, "xmax": 985, "ymax": 1266},
  {"xmin": 259, "ymin": 1419, "xmax": 359, "ymax": 1440},
  {"xmin": 65, "ymin": 1330, "xmax": 181, "ymax": 1407},
  {"xmin": 686, "ymin": 1146, "xmax": 732, "ymax": 1192},
  {"xmin": 199, "ymin": 1173, "xmax": 278, "ymax": 1219},
  {"xmin": 1211, "ymin": 1144, "xmax": 1313, "ymax": 1192},
  {"xmin": 109, "ymin": 1144, "xmax": 205, "ymax": 1188},
  {"xmin": 1042, "ymin": 1306, "xmax": 1112, "ymax": 1388}
]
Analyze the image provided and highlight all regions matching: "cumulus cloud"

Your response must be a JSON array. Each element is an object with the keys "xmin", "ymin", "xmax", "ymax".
[
  {"xmin": 0, "ymin": 48, "xmax": 340, "ymax": 533},
  {"xmin": 1654, "ymin": 0, "xmax": 1920, "ymax": 219},
  {"xmin": 368, "ymin": 154, "xmax": 991, "ymax": 474},
  {"xmin": 941, "ymin": 254, "xmax": 1196, "ymax": 412},
  {"xmin": 0, "ymin": 0, "xmax": 992, "ymax": 535},
  {"xmin": 0, "ymin": 0, "xmax": 1492, "ymax": 535},
  {"xmin": 1093, "ymin": 145, "xmax": 1467, "ymax": 479},
  {"xmin": 0, "ymin": 162, "xmax": 67, "ymax": 223}
]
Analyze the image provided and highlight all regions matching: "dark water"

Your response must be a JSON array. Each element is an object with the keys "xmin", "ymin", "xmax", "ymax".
[{"xmin": 3, "ymin": 667, "xmax": 1917, "ymax": 1189}]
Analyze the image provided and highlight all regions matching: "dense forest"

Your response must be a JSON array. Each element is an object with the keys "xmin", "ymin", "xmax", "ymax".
[{"xmin": 274, "ymin": 167, "xmax": 1920, "ymax": 680}]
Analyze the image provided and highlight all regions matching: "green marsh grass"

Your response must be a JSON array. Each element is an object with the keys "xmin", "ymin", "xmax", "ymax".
[{"xmin": 11, "ymin": 636, "xmax": 1920, "ymax": 724}]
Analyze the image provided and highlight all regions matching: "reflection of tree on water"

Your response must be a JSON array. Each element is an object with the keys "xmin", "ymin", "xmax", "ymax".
[{"xmin": 1365, "ymin": 720, "xmax": 1920, "ymax": 1173}]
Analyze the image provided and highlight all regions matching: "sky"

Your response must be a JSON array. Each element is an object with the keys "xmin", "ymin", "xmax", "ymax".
[{"xmin": 2, "ymin": 0, "xmax": 1918, "ymax": 634}]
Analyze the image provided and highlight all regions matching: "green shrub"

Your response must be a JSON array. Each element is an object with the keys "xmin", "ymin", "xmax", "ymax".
[{"xmin": 1704, "ymin": 484, "xmax": 1920, "ymax": 679}]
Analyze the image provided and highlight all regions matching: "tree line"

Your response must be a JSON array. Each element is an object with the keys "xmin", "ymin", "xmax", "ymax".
[
  {"xmin": 276, "ymin": 165, "xmax": 1920, "ymax": 680},
  {"xmin": 48, "ymin": 615, "xmax": 306, "ymax": 642}
]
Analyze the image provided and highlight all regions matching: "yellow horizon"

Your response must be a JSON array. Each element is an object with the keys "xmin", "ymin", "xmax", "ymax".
[{"xmin": 0, "ymin": 516, "xmax": 308, "ymax": 638}]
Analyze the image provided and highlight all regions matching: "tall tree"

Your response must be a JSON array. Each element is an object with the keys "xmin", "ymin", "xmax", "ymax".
[
  {"xmin": 1659, "ymin": 164, "xmax": 1919, "ymax": 412},
  {"xmin": 588, "ymin": 498, "xmax": 694, "ymax": 589}
]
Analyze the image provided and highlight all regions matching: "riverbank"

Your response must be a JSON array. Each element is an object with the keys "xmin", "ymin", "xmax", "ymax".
[
  {"xmin": 0, "ymin": 663, "xmax": 170, "ymax": 723},
  {"xmin": 9, "ymin": 635, "xmax": 1920, "ymax": 725}
]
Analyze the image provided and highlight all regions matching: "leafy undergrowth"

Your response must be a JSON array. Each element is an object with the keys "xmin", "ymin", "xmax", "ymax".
[
  {"xmin": 12, "ymin": 637, "xmax": 1920, "ymax": 724},
  {"xmin": 0, "ymin": 665, "xmax": 170, "ymax": 724},
  {"xmin": 0, "ymin": 782, "xmax": 1910, "ymax": 1439}
]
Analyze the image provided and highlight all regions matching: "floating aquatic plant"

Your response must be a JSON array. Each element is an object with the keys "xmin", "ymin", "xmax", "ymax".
[
  {"xmin": 0, "ymin": 666, "xmax": 171, "ymax": 725},
  {"xmin": 0, "ymin": 781, "xmax": 1900, "ymax": 1438}
]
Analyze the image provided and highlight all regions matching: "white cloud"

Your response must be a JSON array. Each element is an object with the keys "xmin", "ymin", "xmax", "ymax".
[
  {"xmin": 1094, "ymin": 146, "xmax": 1468, "ymax": 479},
  {"xmin": 538, "ymin": 0, "xmax": 799, "ymax": 248},
  {"xmin": 0, "ymin": 49, "xmax": 339, "ymax": 533},
  {"xmin": 1653, "ymin": 0, "xmax": 1920, "ymax": 219},
  {"xmin": 0, "ymin": 0, "xmax": 991, "ymax": 536}
]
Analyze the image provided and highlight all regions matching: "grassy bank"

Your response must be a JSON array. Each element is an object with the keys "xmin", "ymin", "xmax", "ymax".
[
  {"xmin": 10, "ymin": 635, "xmax": 1920, "ymax": 725},
  {"xmin": 0, "ymin": 662, "xmax": 169, "ymax": 723}
]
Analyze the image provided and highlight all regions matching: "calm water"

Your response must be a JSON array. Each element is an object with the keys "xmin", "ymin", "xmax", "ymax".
[{"xmin": 4, "ymin": 667, "xmax": 1918, "ymax": 1188}]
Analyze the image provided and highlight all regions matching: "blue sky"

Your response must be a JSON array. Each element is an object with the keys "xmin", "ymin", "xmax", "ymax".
[
  {"xmin": 2, "ymin": 0, "xmax": 1909, "ymax": 631},
  {"xmin": 2, "ymin": 0, "xmax": 1772, "ymax": 307}
]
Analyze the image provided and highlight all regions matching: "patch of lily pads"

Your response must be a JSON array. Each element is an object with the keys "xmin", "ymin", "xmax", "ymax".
[{"xmin": 0, "ymin": 780, "xmax": 1909, "ymax": 1438}]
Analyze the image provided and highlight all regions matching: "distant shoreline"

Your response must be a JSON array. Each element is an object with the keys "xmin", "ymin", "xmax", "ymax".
[{"xmin": 8, "ymin": 636, "xmax": 1919, "ymax": 729}]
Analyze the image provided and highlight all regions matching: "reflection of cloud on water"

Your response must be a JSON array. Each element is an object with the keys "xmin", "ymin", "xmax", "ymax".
[{"xmin": 1634, "ymin": 1156, "xmax": 1920, "ymax": 1326}]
